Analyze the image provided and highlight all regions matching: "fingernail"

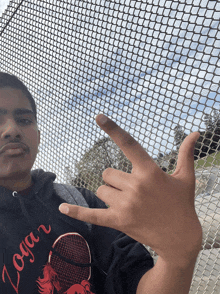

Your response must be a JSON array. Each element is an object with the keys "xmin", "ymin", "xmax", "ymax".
[
  {"xmin": 59, "ymin": 204, "xmax": 69, "ymax": 214},
  {"xmin": 98, "ymin": 114, "xmax": 108, "ymax": 125}
]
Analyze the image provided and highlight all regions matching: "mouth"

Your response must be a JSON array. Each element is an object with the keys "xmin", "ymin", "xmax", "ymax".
[
  {"xmin": 3, "ymin": 148, "xmax": 26, "ymax": 157},
  {"xmin": 0, "ymin": 143, "xmax": 28, "ymax": 157}
]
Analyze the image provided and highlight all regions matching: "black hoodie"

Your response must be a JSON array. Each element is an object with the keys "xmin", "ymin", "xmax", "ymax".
[{"xmin": 0, "ymin": 169, "xmax": 154, "ymax": 294}]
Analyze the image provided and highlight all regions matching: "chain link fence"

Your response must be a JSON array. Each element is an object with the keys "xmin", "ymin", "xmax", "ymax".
[{"xmin": 0, "ymin": 1, "xmax": 220, "ymax": 293}]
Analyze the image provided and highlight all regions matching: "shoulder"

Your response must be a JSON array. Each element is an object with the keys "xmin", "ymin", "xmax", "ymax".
[
  {"xmin": 75, "ymin": 186, "xmax": 107, "ymax": 209},
  {"xmin": 54, "ymin": 182, "xmax": 107, "ymax": 209}
]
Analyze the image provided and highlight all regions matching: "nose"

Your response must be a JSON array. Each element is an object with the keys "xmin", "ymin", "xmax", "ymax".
[{"xmin": 0, "ymin": 119, "xmax": 22, "ymax": 140}]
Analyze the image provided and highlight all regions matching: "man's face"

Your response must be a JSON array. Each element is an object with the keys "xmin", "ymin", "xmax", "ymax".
[{"xmin": 0, "ymin": 87, "xmax": 40, "ymax": 180}]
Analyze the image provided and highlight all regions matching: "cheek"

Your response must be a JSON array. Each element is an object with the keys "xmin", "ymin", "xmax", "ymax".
[
  {"xmin": 25, "ymin": 129, "xmax": 39, "ymax": 152},
  {"xmin": 28, "ymin": 143, "xmax": 39, "ymax": 158}
]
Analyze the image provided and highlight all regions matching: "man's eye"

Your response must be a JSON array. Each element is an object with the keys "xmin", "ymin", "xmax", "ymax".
[{"xmin": 17, "ymin": 119, "xmax": 33, "ymax": 125}]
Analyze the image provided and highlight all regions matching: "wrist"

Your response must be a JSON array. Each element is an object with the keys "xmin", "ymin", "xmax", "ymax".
[
  {"xmin": 158, "ymin": 244, "xmax": 201, "ymax": 269},
  {"xmin": 160, "ymin": 253, "xmax": 198, "ymax": 270},
  {"xmin": 137, "ymin": 252, "xmax": 198, "ymax": 294},
  {"xmin": 153, "ymin": 218, "xmax": 203, "ymax": 268}
]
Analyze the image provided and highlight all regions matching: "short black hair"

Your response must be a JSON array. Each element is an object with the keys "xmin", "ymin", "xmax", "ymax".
[{"xmin": 0, "ymin": 72, "xmax": 37, "ymax": 122}]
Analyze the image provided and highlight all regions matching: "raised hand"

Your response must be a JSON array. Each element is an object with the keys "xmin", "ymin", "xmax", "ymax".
[{"xmin": 59, "ymin": 114, "xmax": 202, "ymax": 265}]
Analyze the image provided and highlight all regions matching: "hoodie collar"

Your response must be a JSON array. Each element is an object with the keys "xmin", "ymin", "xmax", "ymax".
[
  {"xmin": 0, "ymin": 169, "xmax": 57, "ymax": 209},
  {"xmin": 30, "ymin": 168, "xmax": 56, "ymax": 195}
]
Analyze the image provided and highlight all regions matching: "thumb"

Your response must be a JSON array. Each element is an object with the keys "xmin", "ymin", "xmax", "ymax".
[{"xmin": 174, "ymin": 131, "xmax": 200, "ymax": 178}]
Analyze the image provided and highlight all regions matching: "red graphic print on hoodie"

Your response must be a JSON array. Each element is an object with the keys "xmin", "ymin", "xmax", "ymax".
[{"xmin": 37, "ymin": 233, "xmax": 94, "ymax": 294}]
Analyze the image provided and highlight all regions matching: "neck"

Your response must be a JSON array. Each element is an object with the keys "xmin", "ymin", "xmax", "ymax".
[{"xmin": 0, "ymin": 172, "xmax": 33, "ymax": 192}]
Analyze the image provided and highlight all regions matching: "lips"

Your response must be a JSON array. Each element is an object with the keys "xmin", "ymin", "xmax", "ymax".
[{"xmin": 0, "ymin": 143, "xmax": 27, "ymax": 155}]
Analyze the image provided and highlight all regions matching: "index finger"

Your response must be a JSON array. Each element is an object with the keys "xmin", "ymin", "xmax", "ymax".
[{"xmin": 96, "ymin": 114, "xmax": 155, "ymax": 169}]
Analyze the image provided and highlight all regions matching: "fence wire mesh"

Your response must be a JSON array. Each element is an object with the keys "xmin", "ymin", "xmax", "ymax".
[{"xmin": 0, "ymin": 0, "xmax": 220, "ymax": 293}]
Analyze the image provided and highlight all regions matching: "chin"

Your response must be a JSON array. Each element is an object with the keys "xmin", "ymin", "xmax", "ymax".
[
  {"xmin": 1, "ymin": 170, "xmax": 30, "ymax": 180},
  {"xmin": 0, "ymin": 164, "xmax": 31, "ymax": 179},
  {"xmin": 0, "ymin": 154, "xmax": 34, "ymax": 180}
]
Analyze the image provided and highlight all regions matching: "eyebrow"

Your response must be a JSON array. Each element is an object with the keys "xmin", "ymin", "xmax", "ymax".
[{"xmin": 0, "ymin": 108, "xmax": 35, "ymax": 117}]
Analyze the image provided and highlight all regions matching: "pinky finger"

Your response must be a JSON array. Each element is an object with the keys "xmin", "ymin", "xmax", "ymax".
[{"xmin": 59, "ymin": 203, "xmax": 113, "ymax": 228}]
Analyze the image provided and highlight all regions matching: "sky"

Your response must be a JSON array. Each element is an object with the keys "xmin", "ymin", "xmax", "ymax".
[
  {"xmin": 0, "ymin": 0, "xmax": 10, "ymax": 17},
  {"xmin": 0, "ymin": 0, "xmax": 219, "ymax": 183},
  {"xmin": 37, "ymin": 0, "xmax": 219, "ymax": 182}
]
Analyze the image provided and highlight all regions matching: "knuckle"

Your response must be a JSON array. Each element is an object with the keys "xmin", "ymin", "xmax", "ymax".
[
  {"xmin": 102, "ymin": 167, "xmax": 113, "ymax": 178},
  {"xmin": 96, "ymin": 185, "xmax": 106, "ymax": 196},
  {"xmin": 87, "ymin": 212, "xmax": 99, "ymax": 226},
  {"xmin": 132, "ymin": 173, "xmax": 147, "ymax": 187},
  {"xmin": 123, "ymin": 199, "xmax": 135, "ymax": 212},
  {"xmin": 144, "ymin": 165, "xmax": 161, "ymax": 180},
  {"xmin": 122, "ymin": 133, "xmax": 137, "ymax": 147}
]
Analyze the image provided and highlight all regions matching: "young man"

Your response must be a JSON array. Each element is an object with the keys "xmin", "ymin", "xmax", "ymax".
[{"xmin": 0, "ymin": 72, "xmax": 202, "ymax": 294}]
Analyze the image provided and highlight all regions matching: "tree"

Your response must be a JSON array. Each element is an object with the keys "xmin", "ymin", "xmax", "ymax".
[
  {"xmin": 67, "ymin": 109, "xmax": 220, "ymax": 189},
  {"xmin": 173, "ymin": 124, "xmax": 187, "ymax": 149},
  {"xmin": 69, "ymin": 137, "xmax": 132, "ymax": 193},
  {"xmin": 194, "ymin": 109, "xmax": 220, "ymax": 159},
  {"xmin": 203, "ymin": 109, "xmax": 220, "ymax": 132},
  {"xmin": 204, "ymin": 113, "xmax": 215, "ymax": 132}
]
